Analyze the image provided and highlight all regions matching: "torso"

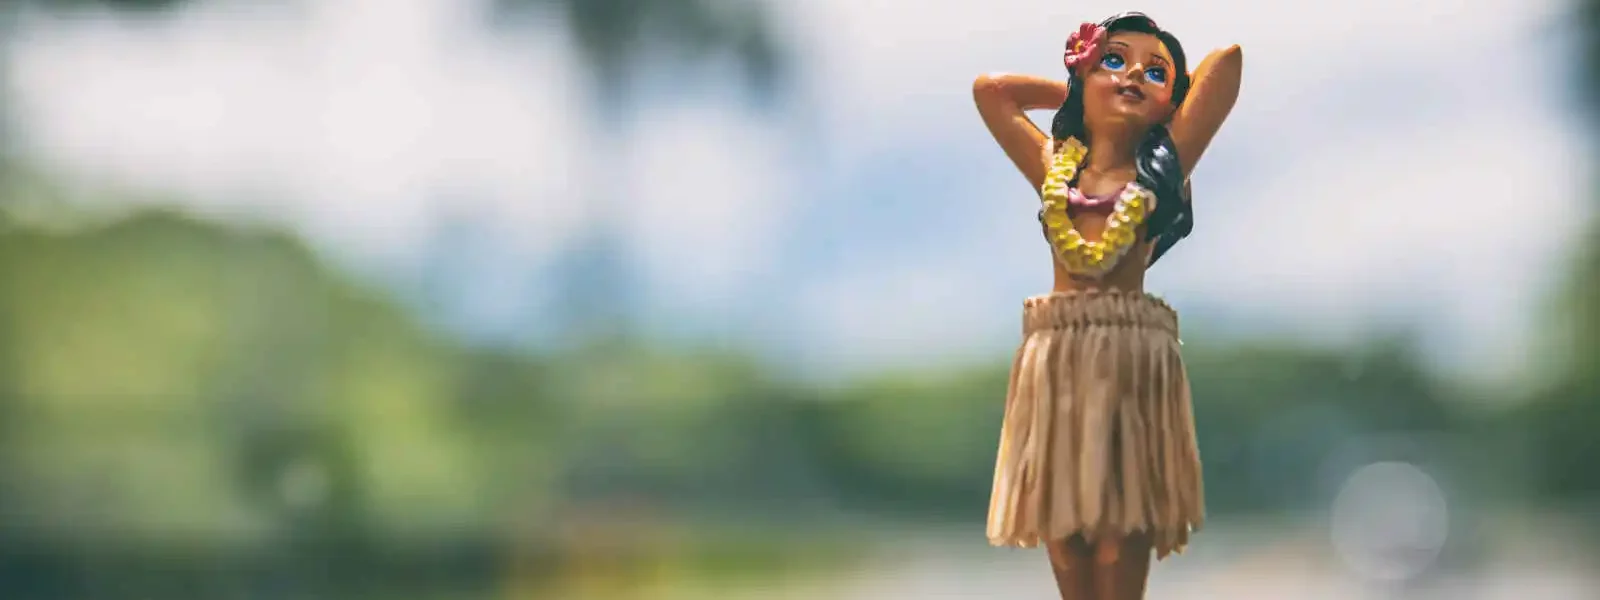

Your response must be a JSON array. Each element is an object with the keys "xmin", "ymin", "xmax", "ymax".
[{"xmin": 1036, "ymin": 139, "xmax": 1154, "ymax": 294}]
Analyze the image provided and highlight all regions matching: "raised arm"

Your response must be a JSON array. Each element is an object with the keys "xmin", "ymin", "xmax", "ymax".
[
  {"xmin": 1170, "ymin": 45, "xmax": 1243, "ymax": 178},
  {"xmin": 973, "ymin": 73, "xmax": 1070, "ymax": 189}
]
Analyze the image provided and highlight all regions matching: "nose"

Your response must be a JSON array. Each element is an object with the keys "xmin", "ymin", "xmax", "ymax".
[
  {"xmin": 1109, "ymin": 63, "xmax": 1149, "ymax": 86},
  {"xmin": 1126, "ymin": 63, "xmax": 1152, "ymax": 84}
]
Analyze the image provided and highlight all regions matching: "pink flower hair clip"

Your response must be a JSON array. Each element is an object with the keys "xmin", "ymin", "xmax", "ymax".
[{"xmin": 1063, "ymin": 22, "xmax": 1108, "ymax": 76}]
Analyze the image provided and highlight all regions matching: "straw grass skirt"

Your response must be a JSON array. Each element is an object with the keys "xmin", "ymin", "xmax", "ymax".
[{"xmin": 986, "ymin": 290, "xmax": 1204, "ymax": 559}]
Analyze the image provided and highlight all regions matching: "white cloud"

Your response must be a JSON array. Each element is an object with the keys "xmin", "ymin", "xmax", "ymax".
[
  {"xmin": 1168, "ymin": 115, "xmax": 1583, "ymax": 296},
  {"xmin": 620, "ymin": 104, "xmax": 797, "ymax": 306},
  {"xmin": 11, "ymin": 0, "xmax": 586, "ymax": 265},
  {"xmin": 778, "ymin": 0, "xmax": 1585, "ymax": 379},
  {"xmin": 11, "ymin": 0, "xmax": 796, "ymax": 311},
  {"xmin": 794, "ymin": 261, "xmax": 1012, "ymax": 373},
  {"xmin": 1180, "ymin": 114, "xmax": 1586, "ymax": 380},
  {"xmin": 794, "ymin": 0, "xmax": 1559, "ymax": 154}
]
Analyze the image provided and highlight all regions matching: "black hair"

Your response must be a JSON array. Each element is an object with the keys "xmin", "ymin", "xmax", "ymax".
[{"xmin": 1049, "ymin": 11, "xmax": 1193, "ymax": 266}]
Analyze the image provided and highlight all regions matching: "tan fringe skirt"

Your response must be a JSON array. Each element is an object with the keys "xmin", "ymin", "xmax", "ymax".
[{"xmin": 986, "ymin": 290, "xmax": 1204, "ymax": 559}]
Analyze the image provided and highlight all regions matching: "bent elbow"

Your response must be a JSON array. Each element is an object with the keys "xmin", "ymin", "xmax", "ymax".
[
  {"xmin": 1220, "ymin": 45, "xmax": 1243, "ymax": 71},
  {"xmin": 972, "ymin": 72, "xmax": 1003, "ymax": 97},
  {"xmin": 972, "ymin": 73, "xmax": 1009, "ymax": 109},
  {"xmin": 1206, "ymin": 46, "xmax": 1244, "ymax": 94}
]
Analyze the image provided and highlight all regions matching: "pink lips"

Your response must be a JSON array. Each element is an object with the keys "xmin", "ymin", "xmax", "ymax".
[{"xmin": 1116, "ymin": 83, "xmax": 1145, "ymax": 101}]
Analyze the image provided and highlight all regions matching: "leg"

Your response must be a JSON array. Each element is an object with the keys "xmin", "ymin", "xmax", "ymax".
[
  {"xmin": 1044, "ymin": 535, "xmax": 1094, "ymax": 599},
  {"xmin": 1092, "ymin": 532, "xmax": 1153, "ymax": 600}
]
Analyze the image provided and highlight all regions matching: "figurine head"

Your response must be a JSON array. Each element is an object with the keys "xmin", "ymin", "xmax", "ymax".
[{"xmin": 1053, "ymin": 12, "xmax": 1190, "ymax": 144}]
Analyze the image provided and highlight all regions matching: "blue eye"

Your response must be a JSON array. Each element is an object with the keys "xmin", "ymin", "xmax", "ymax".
[
  {"xmin": 1100, "ymin": 53, "xmax": 1125, "ymax": 70},
  {"xmin": 1146, "ymin": 67, "xmax": 1167, "ymax": 85}
]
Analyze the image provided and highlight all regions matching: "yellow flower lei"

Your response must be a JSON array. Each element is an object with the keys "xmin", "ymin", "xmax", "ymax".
[{"xmin": 1039, "ymin": 137, "xmax": 1151, "ymax": 277}]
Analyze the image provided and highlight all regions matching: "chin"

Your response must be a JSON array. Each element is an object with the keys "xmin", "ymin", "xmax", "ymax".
[{"xmin": 1098, "ymin": 112, "xmax": 1150, "ymax": 129}]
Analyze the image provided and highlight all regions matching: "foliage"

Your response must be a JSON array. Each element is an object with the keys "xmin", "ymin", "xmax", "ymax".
[
  {"xmin": 0, "ymin": 204, "xmax": 1497, "ymax": 523},
  {"xmin": 493, "ymin": 0, "xmax": 788, "ymax": 102},
  {"xmin": 17, "ymin": 0, "xmax": 191, "ymax": 13},
  {"xmin": 1503, "ymin": 0, "xmax": 1600, "ymax": 500},
  {"xmin": 1585, "ymin": 0, "xmax": 1600, "ymax": 117}
]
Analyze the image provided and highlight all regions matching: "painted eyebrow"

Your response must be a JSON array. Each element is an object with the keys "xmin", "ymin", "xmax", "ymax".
[{"xmin": 1105, "ymin": 40, "xmax": 1172, "ymax": 68}]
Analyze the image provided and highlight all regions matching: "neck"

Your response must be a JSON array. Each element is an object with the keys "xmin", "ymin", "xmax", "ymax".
[{"xmin": 1084, "ymin": 127, "xmax": 1140, "ymax": 173}]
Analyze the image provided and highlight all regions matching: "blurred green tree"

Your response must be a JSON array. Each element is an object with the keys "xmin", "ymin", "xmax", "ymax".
[
  {"xmin": 0, "ymin": 207, "xmax": 591, "ymax": 600},
  {"xmin": 491, "ymin": 0, "xmax": 787, "ymax": 105},
  {"xmin": 1584, "ymin": 0, "xmax": 1598, "ymax": 112},
  {"xmin": 488, "ymin": 0, "xmax": 791, "ymax": 340},
  {"xmin": 799, "ymin": 341, "xmax": 1461, "ymax": 519},
  {"xmin": 1512, "ymin": 0, "xmax": 1600, "ymax": 499}
]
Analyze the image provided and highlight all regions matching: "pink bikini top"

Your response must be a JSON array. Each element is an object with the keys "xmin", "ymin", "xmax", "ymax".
[
  {"xmin": 1033, "ymin": 184, "xmax": 1133, "ymax": 251},
  {"xmin": 1065, "ymin": 187, "xmax": 1121, "ymax": 213}
]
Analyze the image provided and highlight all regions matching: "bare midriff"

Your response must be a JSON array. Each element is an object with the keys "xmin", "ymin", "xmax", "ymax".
[{"xmin": 1035, "ymin": 140, "xmax": 1156, "ymax": 295}]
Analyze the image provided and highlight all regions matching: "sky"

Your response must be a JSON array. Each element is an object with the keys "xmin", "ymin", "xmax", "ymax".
[{"xmin": 7, "ymin": 0, "xmax": 1592, "ymax": 385}]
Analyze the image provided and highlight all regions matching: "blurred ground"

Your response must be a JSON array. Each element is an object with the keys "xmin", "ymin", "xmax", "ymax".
[{"xmin": 635, "ymin": 516, "xmax": 1599, "ymax": 600}]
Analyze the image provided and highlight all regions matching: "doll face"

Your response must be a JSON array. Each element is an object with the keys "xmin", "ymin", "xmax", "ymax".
[{"xmin": 1081, "ymin": 32, "xmax": 1178, "ymax": 131}]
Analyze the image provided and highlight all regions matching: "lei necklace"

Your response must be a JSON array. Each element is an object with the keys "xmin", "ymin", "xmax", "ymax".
[{"xmin": 1038, "ymin": 137, "xmax": 1152, "ymax": 277}]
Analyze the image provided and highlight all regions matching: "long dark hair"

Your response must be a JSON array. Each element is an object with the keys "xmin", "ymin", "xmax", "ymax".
[{"xmin": 1049, "ymin": 12, "xmax": 1192, "ymax": 265}]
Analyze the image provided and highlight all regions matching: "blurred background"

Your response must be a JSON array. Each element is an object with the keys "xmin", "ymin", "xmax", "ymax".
[{"xmin": 0, "ymin": 0, "xmax": 1597, "ymax": 598}]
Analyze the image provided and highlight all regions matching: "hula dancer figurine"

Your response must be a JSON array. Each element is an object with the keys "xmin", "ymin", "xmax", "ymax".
[{"xmin": 973, "ymin": 11, "xmax": 1242, "ymax": 599}]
